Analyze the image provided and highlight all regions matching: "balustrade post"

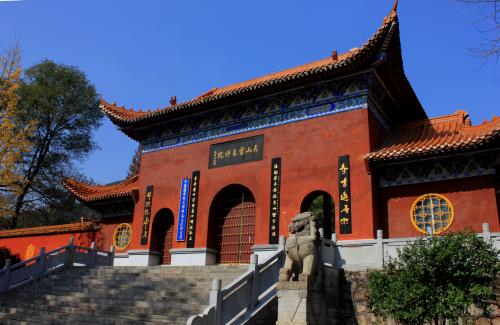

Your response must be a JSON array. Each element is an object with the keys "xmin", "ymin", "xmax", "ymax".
[
  {"xmin": 37, "ymin": 247, "xmax": 46, "ymax": 279},
  {"xmin": 278, "ymin": 236, "xmax": 285, "ymax": 251},
  {"xmin": 0, "ymin": 259, "xmax": 12, "ymax": 293},
  {"xmin": 65, "ymin": 237, "xmax": 75, "ymax": 268},
  {"xmin": 108, "ymin": 245, "xmax": 115, "ymax": 266},
  {"xmin": 482, "ymin": 223, "xmax": 491, "ymax": 242},
  {"xmin": 89, "ymin": 242, "xmax": 97, "ymax": 267},
  {"xmin": 209, "ymin": 278, "xmax": 222, "ymax": 325},
  {"xmin": 278, "ymin": 236, "xmax": 286, "ymax": 264},
  {"xmin": 376, "ymin": 229, "xmax": 384, "ymax": 268},
  {"xmin": 249, "ymin": 254, "xmax": 259, "ymax": 308}
]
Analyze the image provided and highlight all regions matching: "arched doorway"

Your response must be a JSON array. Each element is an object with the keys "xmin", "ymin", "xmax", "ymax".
[
  {"xmin": 150, "ymin": 208, "xmax": 174, "ymax": 265},
  {"xmin": 300, "ymin": 191, "xmax": 335, "ymax": 239},
  {"xmin": 208, "ymin": 184, "xmax": 256, "ymax": 264}
]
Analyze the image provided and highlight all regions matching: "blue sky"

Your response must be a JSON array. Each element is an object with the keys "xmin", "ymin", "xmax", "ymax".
[{"xmin": 1, "ymin": 0, "xmax": 498, "ymax": 184}]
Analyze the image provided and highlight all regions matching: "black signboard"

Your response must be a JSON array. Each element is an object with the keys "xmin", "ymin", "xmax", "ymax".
[
  {"xmin": 338, "ymin": 155, "xmax": 352, "ymax": 234},
  {"xmin": 186, "ymin": 171, "xmax": 200, "ymax": 248},
  {"xmin": 209, "ymin": 135, "xmax": 264, "ymax": 169},
  {"xmin": 140, "ymin": 185, "xmax": 154, "ymax": 245},
  {"xmin": 269, "ymin": 158, "xmax": 281, "ymax": 244}
]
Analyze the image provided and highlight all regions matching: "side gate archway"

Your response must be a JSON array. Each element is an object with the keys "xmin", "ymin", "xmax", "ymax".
[
  {"xmin": 150, "ymin": 208, "xmax": 175, "ymax": 265},
  {"xmin": 300, "ymin": 191, "xmax": 335, "ymax": 239},
  {"xmin": 208, "ymin": 184, "xmax": 256, "ymax": 264}
]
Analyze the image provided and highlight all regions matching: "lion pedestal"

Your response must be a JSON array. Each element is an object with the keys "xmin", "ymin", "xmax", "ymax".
[{"xmin": 276, "ymin": 212, "xmax": 339, "ymax": 325}]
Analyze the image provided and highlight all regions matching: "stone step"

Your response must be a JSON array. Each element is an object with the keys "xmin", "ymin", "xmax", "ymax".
[
  {"xmin": 6, "ymin": 294, "xmax": 206, "ymax": 309},
  {"xmin": 0, "ymin": 301, "xmax": 198, "ymax": 323},
  {"xmin": 0, "ymin": 304, "xmax": 199, "ymax": 322},
  {"xmin": 48, "ymin": 274, "xmax": 241, "ymax": 284},
  {"xmin": 24, "ymin": 284, "xmax": 223, "ymax": 295},
  {"xmin": 0, "ymin": 310, "xmax": 185, "ymax": 325},
  {"xmin": 14, "ymin": 286, "xmax": 210, "ymax": 298},
  {"xmin": 0, "ymin": 264, "xmax": 249, "ymax": 324},
  {"xmin": 0, "ymin": 301, "xmax": 203, "ymax": 316}
]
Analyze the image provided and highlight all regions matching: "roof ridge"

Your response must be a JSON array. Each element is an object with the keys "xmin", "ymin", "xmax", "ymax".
[
  {"xmin": 396, "ymin": 110, "xmax": 469, "ymax": 130},
  {"xmin": 99, "ymin": 6, "xmax": 399, "ymax": 125},
  {"xmin": 0, "ymin": 221, "xmax": 99, "ymax": 238},
  {"xmin": 63, "ymin": 174, "xmax": 138, "ymax": 191},
  {"xmin": 365, "ymin": 111, "xmax": 500, "ymax": 163},
  {"xmin": 62, "ymin": 175, "xmax": 139, "ymax": 203}
]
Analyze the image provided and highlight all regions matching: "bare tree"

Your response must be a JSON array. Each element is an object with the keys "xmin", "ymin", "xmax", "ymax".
[{"xmin": 458, "ymin": 0, "xmax": 500, "ymax": 62}]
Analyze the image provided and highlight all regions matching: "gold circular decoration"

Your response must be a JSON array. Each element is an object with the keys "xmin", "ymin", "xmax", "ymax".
[
  {"xmin": 411, "ymin": 193, "xmax": 454, "ymax": 235},
  {"xmin": 113, "ymin": 223, "xmax": 132, "ymax": 250}
]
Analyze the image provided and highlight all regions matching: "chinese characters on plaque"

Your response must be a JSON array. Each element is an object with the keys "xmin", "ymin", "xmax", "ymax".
[
  {"xmin": 269, "ymin": 158, "xmax": 281, "ymax": 244},
  {"xmin": 209, "ymin": 135, "xmax": 264, "ymax": 168},
  {"xmin": 176, "ymin": 178, "xmax": 190, "ymax": 241},
  {"xmin": 338, "ymin": 155, "xmax": 352, "ymax": 234},
  {"xmin": 186, "ymin": 171, "xmax": 200, "ymax": 248},
  {"xmin": 140, "ymin": 185, "xmax": 154, "ymax": 245}
]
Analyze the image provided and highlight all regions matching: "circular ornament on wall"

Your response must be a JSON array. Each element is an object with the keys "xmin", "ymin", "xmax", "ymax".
[
  {"xmin": 113, "ymin": 223, "xmax": 132, "ymax": 250},
  {"xmin": 410, "ymin": 193, "xmax": 454, "ymax": 235}
]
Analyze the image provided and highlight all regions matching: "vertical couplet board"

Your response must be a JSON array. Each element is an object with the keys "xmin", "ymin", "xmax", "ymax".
[
  {"xmin": 269, "ymin": 158, "xmax": 281, "ymax": 244},
  {"xmin": 186, "ymin": 171, "xmax": 200, "ymax": 248},
  {"xmin": 140, "ymin": 185, "xmax": 154, "ymax": 245},
  {"xmin": 338, "ymin": 155, "xmax": 352, "ymax": 234},
  {"xmin": 176, "ymin": 178, "xmax": 190, "ymax": 241}
]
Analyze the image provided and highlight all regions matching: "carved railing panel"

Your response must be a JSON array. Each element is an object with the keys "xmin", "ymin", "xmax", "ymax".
[
  {"xmin": 187, "ymin": 236, "xmax": 286, "ymax": 325},
  {"xmin": 0, "ymin": 238, "xmax": 115, "ymax": 294}
]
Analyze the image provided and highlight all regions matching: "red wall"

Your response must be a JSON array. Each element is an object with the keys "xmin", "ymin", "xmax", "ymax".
[
  {"xmin": 97, "ymin": 217, "xmax": 133, "ymax": 253},
  {"xmin": 0, "ymin": 231, "xmax": 98, "ymax": 261},
  {"xmin": 379, "ymin": 175, "xmax": 500, "ymax": 238},
  {"xmin": 129, "ymin": 107, "xmax": 378, "ymax": 252}
]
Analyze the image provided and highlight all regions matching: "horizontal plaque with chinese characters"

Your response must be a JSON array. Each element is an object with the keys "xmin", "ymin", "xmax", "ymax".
[
  {"xmin": 338, "ymin": 155, "xmax": 352, "ymax": 234},
  {"xmin": 209, "ymin": 135, "xmax": 264, "ymax": 169},
  {"xmin": 140, "ymin": 185, "xmax": 154, "ymax": 245}
]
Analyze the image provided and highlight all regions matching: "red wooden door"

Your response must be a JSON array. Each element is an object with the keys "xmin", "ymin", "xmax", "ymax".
[
  {"xmin": 215, "ymin": 191, "xmax": 255, "ymax": 264},
  {"xmin": 161, "ymin": 225, "xmax": 173, "ymax": 265}
]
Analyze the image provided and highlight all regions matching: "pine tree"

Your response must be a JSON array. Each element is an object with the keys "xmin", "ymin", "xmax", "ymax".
[{"xmin": 127, "ymin": 145, "xmax": 141, "ymax": 177}]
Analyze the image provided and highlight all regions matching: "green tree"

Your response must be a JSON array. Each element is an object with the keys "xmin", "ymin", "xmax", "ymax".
[
  {"xmin": 8, "ymin": 60, "xmax": 102, "ymax": 228},
  {"xmin": 368, "ymin": 232, "xmax": 500, "ymax": 325}
]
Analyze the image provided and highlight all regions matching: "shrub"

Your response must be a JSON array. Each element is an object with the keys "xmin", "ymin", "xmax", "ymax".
[
  {"xmin": 368, "ymin": 232, "xmax": 500, "ymax": 325},
  {"xmin": 0, "ymin": 247, "xmax": 21, "ymax": 269}
]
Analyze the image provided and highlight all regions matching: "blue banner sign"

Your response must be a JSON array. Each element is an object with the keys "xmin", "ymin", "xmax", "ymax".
[{"xmin": 177, "ymin": 178, "xmax": 190, "ymax": 241}]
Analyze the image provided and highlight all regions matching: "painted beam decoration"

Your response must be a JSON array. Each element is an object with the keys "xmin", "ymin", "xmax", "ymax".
[
  {"xmin": 176, "ymin": 178, "xmax": 190, "ymax": 241},
  {"xmin": 186, "ymin": 171, "xmax": 200, "ymax": 248},
  {"xmin": 209, "ymin": 135, "xmax": 264, "ymax": 169},
  {"xmin": 140, "ymin": 185, "xmax": 154, "ymax": 245},
  {"xmin": 338, "ymin": 155, "xmax": 352, "ymax": 234},
  {"xmin": 269, "ymin": 158, "xmax": 281, "ymax": 244},
  {"xmin": 141, "ymin": 74, "xmax": 370, "ymax": 154}
]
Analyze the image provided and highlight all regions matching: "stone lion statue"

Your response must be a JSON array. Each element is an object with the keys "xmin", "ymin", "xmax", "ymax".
[{"xmin": 279, "ymin": 211, "xmax": 321, "ymax": 282}]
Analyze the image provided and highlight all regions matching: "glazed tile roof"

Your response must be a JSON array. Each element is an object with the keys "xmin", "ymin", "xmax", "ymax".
[
  {"xmin": 62, "ymin": 175, "xmax": 139, "ymax": 203},
  {"xmin": 365, "ymin": 110, "xmax": 500, "ymax": 163},
  {"xmin": 0, "ymin": 221, "xmax": 99, "ymax": 238},
  {"xmin": 100, "ymin": 1, "xmax": 423, "ymax": 129}
]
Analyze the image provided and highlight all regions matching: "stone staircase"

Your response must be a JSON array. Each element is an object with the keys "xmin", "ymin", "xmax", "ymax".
[{"xmin": 0, "ymin": 265, "xmax": 248, "ymax": 325}]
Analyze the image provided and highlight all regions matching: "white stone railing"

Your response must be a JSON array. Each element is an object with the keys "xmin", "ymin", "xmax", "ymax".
[
  {"xmin": 0, "ymin": 237, "xmax": 115, "ymax": 294},
  {"xmin": 332, "ymin": 223, "xmax": 499, "ymax": 270},
  {"xmin": 187, "ymin": 237, "xmax": 286, "ymax": 325}
]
